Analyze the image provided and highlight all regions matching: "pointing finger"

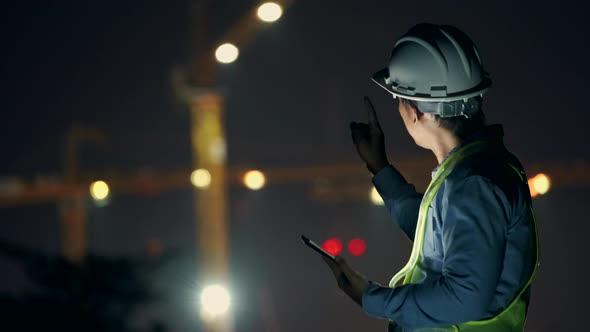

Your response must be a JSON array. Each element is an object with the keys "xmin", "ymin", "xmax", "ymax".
[{"xmin": 364, "ymin": 96, "xmax": 382, "ymax": 131}]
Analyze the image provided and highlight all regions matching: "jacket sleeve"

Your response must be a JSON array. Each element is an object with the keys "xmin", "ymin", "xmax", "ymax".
[
  {"xmin": 372, "ymin": 165, "xmax": 423, "ymax": 240},
  {"xmin": 361, "ymin": 175, "xmax": 508, "ymax": 328}
]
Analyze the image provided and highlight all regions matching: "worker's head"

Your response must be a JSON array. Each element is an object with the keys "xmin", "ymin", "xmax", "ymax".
[
  {"xmin": 397, "ymin": 96, "xmax": 486, "ymax": 149},
  {"xmin": 372, "ymin": 23, "xmax": 492, "ymax": 145}
]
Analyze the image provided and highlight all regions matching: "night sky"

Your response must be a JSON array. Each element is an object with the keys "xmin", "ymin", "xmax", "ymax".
[{"xmin": 1, "ymin": 0, "xmax": 588, "ymax": 331}]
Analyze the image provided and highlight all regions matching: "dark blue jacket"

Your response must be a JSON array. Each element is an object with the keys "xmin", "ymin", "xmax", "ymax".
[{"xmin": 361, "ymin": 125, "xmax": 536, "ymax": 330}]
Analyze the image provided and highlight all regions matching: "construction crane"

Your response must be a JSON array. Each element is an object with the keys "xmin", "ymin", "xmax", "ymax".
[
  {"xmin": 2, "ymin": 156, "xmax": 586, "ymax": 207},
  {"xmin": 1, "ymin": 1, "xmax": 586, "ymax": 329},
  {"xmin": 177, "ymin": 2, "xmax": 294, "ymax": 330}
]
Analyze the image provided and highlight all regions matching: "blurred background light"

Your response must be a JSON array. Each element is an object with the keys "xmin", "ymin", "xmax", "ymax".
[
  {"xmin": 529, "ymin": 173, "xmax": 551, "ymax": 198},
  {"xmin": 532, "ymin": 173, "xmax": 551, "ymax": 195},
  {"xmin": 321, "ymin": 237, "xmax": 343, "ymax": 256},
  {"xmin": 191, "ymin": 169, "xmax": 212, "ymax": 188},
  {"xmin": 243, "ymin": 170, "xmax": 266, "ymax": 190},
  {"xmin": 257, "ymin": 2, "xmax": 283, "ymax": 22},
  {"xmin": 200, "ymin": 306, "xmax": 216, "ymax": 323},
  {"xmin": 215, "ymin": 43, "xmax": 239, "ymax": 63},
  {"xmin": 90, "ymin": 180, "xmax": 109, "ymax": 200},
  {"xmin": 199, "ymin": 284, "xmax": 231, "ymax": 316},
  {"xmin": 370, "ymin": 186, "xmax": 384, "ymax": 205},
  {"xmin": 348, "ymin": 238, "xmax": 366, "ymax": 256}
]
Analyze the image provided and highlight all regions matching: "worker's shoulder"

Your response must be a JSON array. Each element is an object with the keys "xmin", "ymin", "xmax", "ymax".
[
  {"xmin": 450, "ymin": 152, "xmax": 512, "ymax": 180},
  {"xmin": 446, "ymin": 149, "xmax": 527, "ymax": 202}
]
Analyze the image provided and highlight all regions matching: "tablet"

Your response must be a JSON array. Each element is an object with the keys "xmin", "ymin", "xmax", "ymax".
[{"xmin": 301, "ymin": 235, "xmax": 336, "ymax": 261}]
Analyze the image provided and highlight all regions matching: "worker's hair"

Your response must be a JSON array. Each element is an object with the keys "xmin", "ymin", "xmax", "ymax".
[{"xmin": 401, "ymin": 97, "xmax": 486, "ymax": 140}]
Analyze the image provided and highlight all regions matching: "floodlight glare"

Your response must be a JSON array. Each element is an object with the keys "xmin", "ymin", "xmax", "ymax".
[
  {"xmin": 191, "ymin": 169, "xmax": 211, "ymax": 188},
  {"xmin": 532, "ymin": 173, "xmax": 551, "ymax": 195},
  {"xmin": 215, "ymin": 43, "xmax": 239, "ymax": 64},
  {"xmin": 90, "ymin": 180, "xmax": 110, "ymax": 200},
  {"xmin": 370, "ymin": 187, "xmax": 384, "ymax": 206},
  {"xmin": 257, "ymin": 2, "xmax": 283, "ymax": 22},
  {"xmin": 200, "ymin": 284, "xmax": 231, "ymax": 316},
  {"xmin": 243, "ymin": 170, "xmax": 266, "ymax": 190}
]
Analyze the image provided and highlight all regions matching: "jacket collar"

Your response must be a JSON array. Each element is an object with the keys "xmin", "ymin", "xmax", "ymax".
[{"xmin": 432, "ymin": 124, "xmax": 504, "ymax": 176}]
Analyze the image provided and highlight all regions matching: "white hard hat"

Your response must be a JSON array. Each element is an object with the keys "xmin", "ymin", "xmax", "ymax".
[{"xmin": 372, "ymin": 23, "xmax": 492, "ymax": 104}]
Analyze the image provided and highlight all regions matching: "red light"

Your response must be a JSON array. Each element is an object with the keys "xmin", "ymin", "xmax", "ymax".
[
  {"xmin": 321, "ymin": 238, "xmax": 343, "ymax": 256},
  {"xmin": 348, "ymin": 238, "xmax": 366, "ymax": 256}
]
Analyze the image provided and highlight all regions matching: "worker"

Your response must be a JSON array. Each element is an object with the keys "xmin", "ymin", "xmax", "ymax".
[{"xmin": 321, "ymin": 23, "xmax": 539, "ymax": 331}]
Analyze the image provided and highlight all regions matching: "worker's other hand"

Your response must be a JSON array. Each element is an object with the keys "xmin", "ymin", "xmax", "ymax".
[
  {"xmin": 322, "ymin": 255, "xmax": 348, "ymax": 289},
  {"xmin": 350, "ymin": 96, "xmax": 389, "ymax": 175},
  {"xmin": 322, "ymin": 255, "xmax": 369, "ymax": 306}
]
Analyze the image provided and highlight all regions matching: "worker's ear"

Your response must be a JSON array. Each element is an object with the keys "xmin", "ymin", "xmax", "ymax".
[{"xmin": 406, "ymin": 101, "xmax": 424, "ymax": 124}]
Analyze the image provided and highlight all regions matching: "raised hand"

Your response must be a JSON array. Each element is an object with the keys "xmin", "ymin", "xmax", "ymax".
[{"xmin": 350, "ymin": 96, "xmax": 389, "ymax": 174}]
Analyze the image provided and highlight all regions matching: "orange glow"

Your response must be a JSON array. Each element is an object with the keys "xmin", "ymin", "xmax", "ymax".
[
  {"xmin": 528, "ymin": 180, "xmax": 539, "ymax": 198},
  {"xmin": 243, "ymin": 170, "xmax": 266, "ymax": 190},
  {"xmin": 528, "ymin": 173, "xmax": 551, "ymax": 198}
]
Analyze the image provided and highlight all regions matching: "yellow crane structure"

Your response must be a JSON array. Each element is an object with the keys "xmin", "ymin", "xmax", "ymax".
[
  {"xmin": 178, "ymin": 2, "xmax": 294, "ymax": 330},
  {"xmin": 2, "ymin": 157, "xmax": 586, "ymax": 207},
  {"xmin": 61, "ymin": 126, "xmax": 107, "ymax": 263}
]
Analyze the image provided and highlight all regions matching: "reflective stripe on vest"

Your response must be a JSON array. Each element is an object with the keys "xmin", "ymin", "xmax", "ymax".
[{"xmin": 387, "ymin": 141, "xmax": 540, "ymax": 332}]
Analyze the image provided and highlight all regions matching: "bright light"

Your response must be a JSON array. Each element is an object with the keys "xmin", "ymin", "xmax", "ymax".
[
  {"xmin": 215, "ymin": 43, "xmax": 239, "ymax": 64},
  {"xmin": 257, "ymin": 2, "xmax": 283, "ymax": 22},
  {"xmin": 370, "ymin": 187, "xmax": 384, "ymax": 205},
  {"xmin": 348, "ymin": 238, "xmax": 367, "ymax": 256},
  {"xmin": 531, "ymin": 173, "xmax": 551, "ymax": 196},
  {"xmin": 191, "ymin": 169, "xmax": 211, "ymax": 188},
  {"xmin": 529, "ymin": 184, "xmax": 538, "ymax": 198},
  {"xmin": 200, "ymin": 285, "xmax": 231, "ymax": 316},
  {"xmin": 200, "ymin": 306, "xmax": 216, "ymax": 323},
  {"xmin": 90, "ymin": 180, "xmax": 109, "ymax": 200},
  {"xmin": 243, "ymin": 170, "xmax": 266, "ymax": 190},
  {"xmin": 321, "ymin": 238, "xmax": 343, "ymax": 256}
]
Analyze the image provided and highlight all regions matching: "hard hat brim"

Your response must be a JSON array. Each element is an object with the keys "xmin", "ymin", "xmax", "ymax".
[{"xmin": 371, "ymin": 68, "xmax": 492, "ymax": 102}]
